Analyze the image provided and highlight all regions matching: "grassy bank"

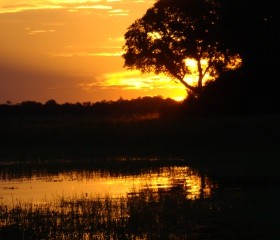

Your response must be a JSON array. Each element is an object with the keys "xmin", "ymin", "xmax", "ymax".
[
  {"xmin": 0, "ymin": 113, "xmax": 280, "ymax": 175},
  {"xmin": 2, "ymin": 186, "xmax": 277, "ymax": 240}
]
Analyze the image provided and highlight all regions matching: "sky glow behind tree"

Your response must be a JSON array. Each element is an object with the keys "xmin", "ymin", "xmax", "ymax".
[{"xmin": 0, "ymin": 0, "xmax": 187, "ymax": 104}]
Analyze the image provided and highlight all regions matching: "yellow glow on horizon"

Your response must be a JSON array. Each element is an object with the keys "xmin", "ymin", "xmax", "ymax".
[
  {"xmin": 78, "ymin": 70, "xmax": 187, "ymax": 101},
  {"xmin": 1, "ymin": 0, "xmax": 191, "ymax": 104},
  {"xmin": 100, "ymin": 71, "xmax": 184, "ymax": 89},
  {"xmin": 172, "ymin": 95, "xmax": 185, "ymax": 102}
]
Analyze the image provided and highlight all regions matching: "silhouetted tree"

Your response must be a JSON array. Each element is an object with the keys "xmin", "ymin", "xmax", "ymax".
[
  {"xmin": 194, "ymin": 70, "xmax": 246, "ymax": 115},
  {"xmin": 44, "ymin": 99, "xmax": 60, "ymax": 114},
  {"xmin": 122, "ymin": 0, "xmax": 241, "ymax": 98},
  {"xmin": 201, "ymin": 0, "xmax": 280, "ymax": 113},
  {"xmin": 20, "ymin": 101, "xmax": 43, "ymax": 115},
  {"xmin": 0, "ymin": 97, "xmax": 179, "ymax": 117}
]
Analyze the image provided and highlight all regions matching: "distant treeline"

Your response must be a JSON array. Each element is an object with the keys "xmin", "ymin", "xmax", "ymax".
[{"xmin": 0, "ymin": 96, "xmax": 180, "ymax": 117}]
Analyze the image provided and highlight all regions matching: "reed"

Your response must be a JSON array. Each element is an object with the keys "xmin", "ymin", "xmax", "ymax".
[
  {"xmin": 1, "ymin": 185, "xmax": 278, "ymax": 239},
  {"xmin": 0, "ymin": 195, "xmax": 130, "ymax": 240},
  {"xmin": 0, "ymin": 188, "xmax": 229, "ymax": 240}
]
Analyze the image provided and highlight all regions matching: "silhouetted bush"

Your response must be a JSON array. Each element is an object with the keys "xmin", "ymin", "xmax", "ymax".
[{"xmin": 0, "ymin": 96, "xmax": 180, "ymax": 118}]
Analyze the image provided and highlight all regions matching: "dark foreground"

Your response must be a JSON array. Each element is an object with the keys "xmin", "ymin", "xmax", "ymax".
[
  {"xmin": 1, "ymin": 113, "xmax": 279, "ymax": 158},
  {"xmin": 1, "ymin": 186, "xmax": 279, "ymax": 240},
  {"xmin": 1, "ymin": 113, "xmax": 280, "ymax": 176},
  {"xmin": 0, "ymin": 160, "xmax": 280, "ymax": 240},
  {"xmin": 0, "ymin": 113, "xmax": 280, "ymax": 239}
]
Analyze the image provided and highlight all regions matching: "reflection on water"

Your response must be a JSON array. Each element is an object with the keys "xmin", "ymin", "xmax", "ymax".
[
  {"xmin": 1, "ymin": 159, "xmax": 280, "ymax": 239},
  {"xmin": 0, "ymin": 165, "xmax": 215, "ymax": 206}
]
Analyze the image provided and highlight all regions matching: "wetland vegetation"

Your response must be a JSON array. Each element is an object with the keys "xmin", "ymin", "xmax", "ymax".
[
  {"xmin": 1, "ymin": 0, "xmax": 279, "ymax": 238},
  {"xmin": 0, "ymin": 160, "xmax": 216, "ymax": 239},
  {"xmin": 1, "ymin": 98, "xmax": 280, "ymax": 240},
  {"xmin": 1, "ymin": 159, "xmax": 279, "ymax": 240}
]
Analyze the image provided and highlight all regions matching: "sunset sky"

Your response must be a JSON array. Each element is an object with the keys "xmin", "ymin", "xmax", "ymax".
[{"xmin": 0, "ymin": 0, "xmax": 186, "ymax": 104}]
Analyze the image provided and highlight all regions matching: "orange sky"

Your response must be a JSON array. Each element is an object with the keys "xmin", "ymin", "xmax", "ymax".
[{"xmin": 0, "ymin": 0, "xmax": 186, "ymax": 104}]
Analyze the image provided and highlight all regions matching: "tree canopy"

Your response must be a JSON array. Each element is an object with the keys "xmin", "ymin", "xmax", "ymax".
[
  {"xmin": 122, "ymin": 0, "xmax": 241, "ymax": 97},
  {"xmin": 200, "ymin": 0, "xmax": 279, "ymax": 113}
]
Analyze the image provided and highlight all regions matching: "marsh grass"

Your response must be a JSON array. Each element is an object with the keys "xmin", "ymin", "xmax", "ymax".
[
  {"xmin": 0, "ymin": 189, "xmax": 213, "ymax": 239},
  {"xmin": 0, "ymin": 195, "xmax": 129, "ymax": 240},
  {"xmin": 0, "ymin": 186, "xmax": 254, "ymax": 240},
  {"xmin": 1, "ymin": 113, "xmax": 280, "ymax": 239},
  {"xmin": 1, "ymin": 182, "xmax": 279, "ymax": 239}
]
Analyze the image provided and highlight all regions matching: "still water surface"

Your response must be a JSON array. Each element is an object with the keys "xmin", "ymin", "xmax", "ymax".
[
  {"xmin": 0, "ymin": 162, "xmax": 214, "ymax": 206},
  {"xmin": 1, "ymin": 159, "xmax": 280, "ymax": 239}
]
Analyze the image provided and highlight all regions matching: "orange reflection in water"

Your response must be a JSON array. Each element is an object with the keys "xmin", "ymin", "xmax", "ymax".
[
  {"xmin": 0, "ymin": 166, "xmax": 215, "ymax": 206},
  {"xmin": 144, "ymin": 167, "xmax": 214, "ymax": 200}
]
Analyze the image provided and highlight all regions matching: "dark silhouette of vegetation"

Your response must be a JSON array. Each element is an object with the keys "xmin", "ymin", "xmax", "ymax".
[
  {"xmin": 122, "ymin": 0, "xmax": 241, "ymax": 97},
  {"xmin": 0, "ymin": 1, "xmax": 279, "ymax": 160},
  {"xmin": 0, "ymin": 190, "xmax": 233, "ymax": 239},
  {"xmin": 0, "ymin": 0, "xmax": 280, "ymax": 236},
  {"xmin": 1, "ymin": 106, "xmax": 279, "ymax": 160},
  {"xmin": 0, "ymin": 96, "xmax": 179, "ymax": 118},
  {"xmin": 196, "ymin": 0, "xmax": 279, "ymax": 115},
  {"xmin": 1, "ymin": 181, "xmax": 279, "ymax": 239},
  {"xmin": 2, "ymin": 2, "xmax": 278, "ymax": 117},
  {"xmin": 123, "ymin": 0, "xmax": 279, "ymax": 114},
  {"xmin": 0, "ymin": 2, "xmax": 279, "ymax": 238}
]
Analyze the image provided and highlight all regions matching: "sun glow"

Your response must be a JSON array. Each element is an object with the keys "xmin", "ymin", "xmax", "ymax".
[
  {"xmin": 78, "ymin": 70, "xmax": 186, "ymax": 101},
  {"xmin": 100, "ymin": 71, "xmax": 187, "ymax": 100},
  {"xmin": 183, "ymin": 58, "xmax": 212, "ymax": 86},
  {"xmin": 183, "ymin": 55, "xmax": 242, "ymax": 87},
  {"xmin": 0, "ymin": 0, "xmax": 213, "ymax": 103}
]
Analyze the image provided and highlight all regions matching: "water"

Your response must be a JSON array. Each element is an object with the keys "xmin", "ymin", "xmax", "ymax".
[
  {"xmin": 0, "ymin": 158, "xmax": 280, "ymax": 239},
  {"xmin": 0, "ymin": 161, "xmax": 215, "ymax": 206}
]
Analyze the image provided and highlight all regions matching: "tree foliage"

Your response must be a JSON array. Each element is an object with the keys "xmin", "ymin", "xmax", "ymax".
[
  {"xmin": 198, "ymin": 0, "xmax": 280, "ymax": 114},
  {"xmin": 122, "ymin": 0, "xmax": 241, "ymax": 97}
]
